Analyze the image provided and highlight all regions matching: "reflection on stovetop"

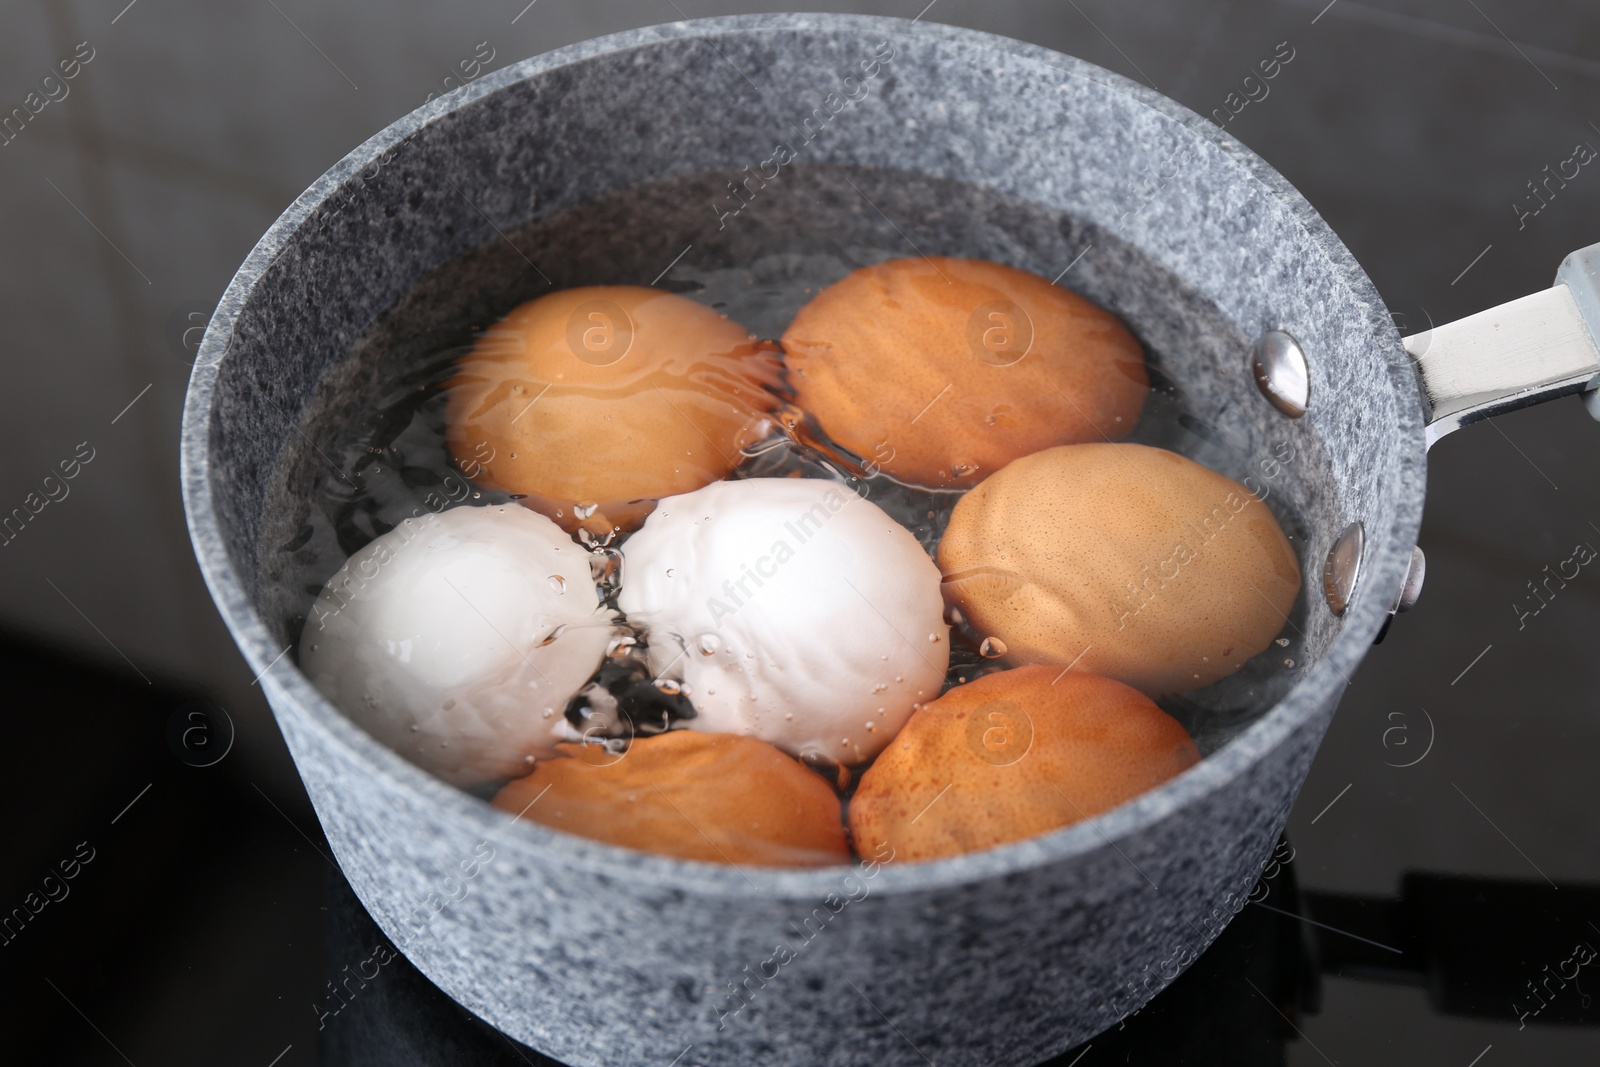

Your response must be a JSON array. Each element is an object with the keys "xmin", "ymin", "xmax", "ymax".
[{"xmin": 320, "ymin": 845, "xmax": 1600, "ymax": 1066}]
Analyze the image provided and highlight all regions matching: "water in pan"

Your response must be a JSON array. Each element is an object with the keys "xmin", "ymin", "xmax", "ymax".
[{"xmin": 264, "ymin": 163, "xmax": 1314, "ymax": 796}]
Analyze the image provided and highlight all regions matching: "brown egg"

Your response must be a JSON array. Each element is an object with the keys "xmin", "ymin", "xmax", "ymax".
[
  {"xmin": 446, "ymin": 286, "xmax": 782, "ymax": 536},
  {"xmin": 938, "ymin": 443, "xmax": 1301, "ymax": 695},
  {"xmin": 492, "ymin": 730, "xmax": 850, "ymax": 868},
  {"xmin": 782, "ymin": 256, "xmax": 1146, "ymax": 490},
  {"xmin": 849, "ymin": 666, "xmax": 1199, "ymax": 862}
]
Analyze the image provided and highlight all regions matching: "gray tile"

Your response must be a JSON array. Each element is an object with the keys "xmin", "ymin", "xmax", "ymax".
[
  {"xmin": 62, "ymin": 0, "xmax": 571, "ymax": 199},
  {"xmin": 0, "ymin": 2, "xmax": 53, "ymax": 106},
  {"xmin": 0, "ymin": 136, "xmax": 284, "ymax": 765}
]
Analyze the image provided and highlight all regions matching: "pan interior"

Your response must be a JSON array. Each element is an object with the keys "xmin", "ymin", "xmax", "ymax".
[{"xmin": 259, "ymin": 162, "xmax": 1325, "ymax": 773}]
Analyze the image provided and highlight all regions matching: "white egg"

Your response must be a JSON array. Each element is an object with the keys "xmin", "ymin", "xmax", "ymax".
[
  {"xmin": 299, "ymin": 505, "xmax": 614, "ymax": 786},
  {"xmin": 617, "ymin": 478, "xmax": 948, "ymax": 763}
]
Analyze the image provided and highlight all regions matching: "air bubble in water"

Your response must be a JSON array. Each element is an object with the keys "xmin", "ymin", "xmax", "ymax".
[{"xmin": 698, "ymin": 633, "xmax": 721, "ymax": 656}]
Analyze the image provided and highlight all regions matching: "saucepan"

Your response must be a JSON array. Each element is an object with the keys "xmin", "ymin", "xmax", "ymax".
[{"xmin": 179, "ymin": 14, "xmax": 1600, "ymax": 1066}]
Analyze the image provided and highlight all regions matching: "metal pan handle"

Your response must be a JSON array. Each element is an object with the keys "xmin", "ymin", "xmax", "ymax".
[{"xmin": 1405, "ymin": 243, "xmax": 1600, "ymax": 448}]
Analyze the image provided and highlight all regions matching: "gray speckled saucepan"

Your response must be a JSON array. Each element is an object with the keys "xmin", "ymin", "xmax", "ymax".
[{"xmin": 179, "ymin": 14, "xmax": 1600, "ymax": 1067}]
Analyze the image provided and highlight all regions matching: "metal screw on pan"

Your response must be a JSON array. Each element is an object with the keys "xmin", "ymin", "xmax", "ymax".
[
  {"xmin": 1252, "ymin": 329, "xmax": 1309, "ymax": 418},
  {"xmin": 1323, "ymin": 521, "xmax": 1364, "ymax": 617}
]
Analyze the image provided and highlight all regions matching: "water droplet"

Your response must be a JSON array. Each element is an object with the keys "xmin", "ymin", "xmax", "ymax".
[
  {"xmin": 697, "ymin": 633, "xmax": 721, "ymax": 656},
  {"xmin": 539, "ymin": 625, "xmax": 567, "ymax": 647},
  {"xmin": 952, "ymin": 462, "xmax": 980, "ymax": 477},
  {"xmin": 541, "ymin": 709, "xmax": 553, "ymax": 718},
  {"xmin": 1283, "ymin": 658, "xmax": 1296, "ymax": 669},
  {"xmin": 523, "ymin": 754, "xmax": 535, "ymax": 767},
  {"xmin": 606, "ymin": 635, "xmax": 637, "ymax": 658},
  {"xmin": 928, "ymin": 633, "xmax": 942, "ymax": 643},
  {"xmin": 979, "ymin": 636, "xmax": 1008, "ymax": 658},
  {"xmin": 784, "ymin": 712, "xmax": 795, "ymax": 720},
  {"xmin": 1275, "ymin": 637, "xmax": 1290, "ymax": 647},
  {"xmin": 548, "ymin": 574, "xmax": 566, "ymax": 594},
  {"xmin": 895, "ymin": 675, "xmax": 903, "ymax": 683},
  {"xmin": 590, "ymin": 548, "xmax": 623, "ymax": 589},
  {"xmin": 409, "ymin": 724, "xmax": 419, "ymax": 733},
  {"xmin": 574, "ymin": 502, "xmax": 598, "ymax": 520},
  {"xmin": 666, "ymin": 567, "xmax": 675, "ymax": 577},
  {"xmin": 871, "ymin": 682, "xmax": 888, "ymax": 693},
  {"xmin": 654, "ymin": 678, "xmax": 682, "ymax": 695},
  {"xmin": 865, "ymin": 722, "xmax": 877, "ymax": 731}
]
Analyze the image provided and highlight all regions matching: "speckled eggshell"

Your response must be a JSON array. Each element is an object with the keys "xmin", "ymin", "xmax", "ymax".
[
  {"xmin": 938, "ymin": 443, "xmax": 1301, "ymax": 694},
  {"xmin": 849, "ymin": 665, "xmax": 1200, "ymax": 862},
  {"xmin": 783, "ymin": 256, "xmax": 1147, "ymax": 490},
  {"xmin": 445, "ymin": 285, "xmax": 783, "ymax": 536},
  {"xmin": 493, "ymin": 730, "xmax": 850, "ymax": 867}
]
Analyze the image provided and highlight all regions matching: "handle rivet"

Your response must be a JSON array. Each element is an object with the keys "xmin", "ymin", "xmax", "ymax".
[
  {"xmin": 1323, "ymin": 521, "xmax": 1365, "ymax": 617},
  {"xmin": 1395, "ymin": 545, "xmax": 1425, "ymax": 613},
  {"xmin": 1252, "ymin": 330, "xmax": 1309, "ymax": 418}
]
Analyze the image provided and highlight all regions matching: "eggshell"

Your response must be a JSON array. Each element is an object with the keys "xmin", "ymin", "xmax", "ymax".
[
  {"xmin": 937, "ymin": 443, "xmax": 1301, "ymax": 695},
  {"xmin": 445, "ymin": 286, "xmax": 783, "ymax": 535},
  {"xmin": 783, "ymin": 256, "xmax": 1147, "ymax": 490},
  {"xmin": 848, "ymin": 665, "xmax": 1199, "ymax": 862},
  {"xmin": 616, "ymin": 477, "xmax": 948, "ymax": 764},
  {"xmin": 298, "ymin": 505, "xmax": 614, "ymax": 787},
  {"xmin": 493, "ymin": 730, "xmax": 850, "ymax": 867}
]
